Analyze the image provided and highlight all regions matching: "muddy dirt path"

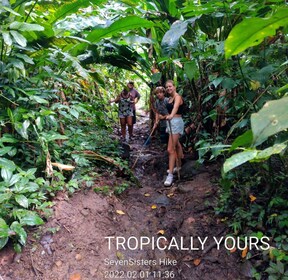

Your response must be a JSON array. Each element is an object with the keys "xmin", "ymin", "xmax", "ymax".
[{"xmin": 0, "ymin": 114, "xmax": 248, "ymax": 280}]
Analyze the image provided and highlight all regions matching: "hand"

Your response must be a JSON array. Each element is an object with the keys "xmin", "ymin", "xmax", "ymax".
[
  {"xmin": 166, "ymin": 114, "xmax": 173, "ymax": 120},
  {"xmin": 153, "ymin": 122, "xmax": 159, "ymax": 129}
]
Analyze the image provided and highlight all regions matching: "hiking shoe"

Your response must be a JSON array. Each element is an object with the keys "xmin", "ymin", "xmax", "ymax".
[
  {"xmin": 164, "ymin": 173, "xmax": 173, "ymax": 187},
  {"xmin": 167, "ymin": 167, "xmax": 182, "ymax": 174}
]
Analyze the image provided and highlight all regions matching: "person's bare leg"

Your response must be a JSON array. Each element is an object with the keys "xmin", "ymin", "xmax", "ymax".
[
  {"xmin": 120, "ymin": 118, "xmax": 127, "ymax": 138},
  {"xmin": 127, "ymin": 116, "xmax": 133, "ymax": 138},
  {"xmin": 167, "ymin": 134, "xmax": 180, "ymax": 173}
]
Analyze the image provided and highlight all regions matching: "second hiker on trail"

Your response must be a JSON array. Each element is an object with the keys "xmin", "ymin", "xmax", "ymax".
[
  {"xmin": 109, "ymin": 88, "xmax": 134, "ymax": 141},
  {"xmin": 127, "ymin": 80, "xmax": 141, "ymax": 139},
  {"xmin": 164, "ymin": 80, "xmax": 185, "ymax": 187}
]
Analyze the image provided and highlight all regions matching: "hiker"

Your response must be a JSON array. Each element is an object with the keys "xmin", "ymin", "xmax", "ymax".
[
  {"xmin": 127, "ymin": 81, "xmax": 141, "ymax": 138},
  {"xmin": 152, "ymin": 86, "xmax": 169, "ymax": 144},
  {"xmin": 109, "ymin": 88, "xmax": 134, "ymax": 141},
  {"xmin": 164, "ymin": 80, "xmax": 185, "ymax": 187}
]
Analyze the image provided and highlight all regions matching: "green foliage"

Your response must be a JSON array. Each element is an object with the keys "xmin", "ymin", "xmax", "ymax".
[
  {"xmin": 0, "ymin": 2, "xmax": 287, "ymax": 279},
  {"xmin": 94, "ymin": 181, "xmax": 130, "ymax": 196},
  {"xmin": 225, "ymin": 8, "xmax": 288, "ymax": 58}
]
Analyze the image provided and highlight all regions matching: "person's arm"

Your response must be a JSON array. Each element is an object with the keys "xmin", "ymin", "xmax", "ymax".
[
  {"xmin": 109, "ymin": 95, "xmax": 120, "ymax": 103},
  {"xmin": 134, "ymin": 90, "xmax": 141, "ymax": 104}
]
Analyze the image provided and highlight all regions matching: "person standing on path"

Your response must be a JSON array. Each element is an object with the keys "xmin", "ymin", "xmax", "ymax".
[
  {"xmin": 152, "ymin": 86, "xmax": 169, "ymax": 145},
  {"xmin": 109, "ymin": 88, "xmax": 134, "ymax": 141},
  {"xmin": 164, "ymin": 80, "xmax": 185, "ymax": 187},
  {"xmin": 127, "ymin": 81, "xmax": 141, "ymax": 138}
]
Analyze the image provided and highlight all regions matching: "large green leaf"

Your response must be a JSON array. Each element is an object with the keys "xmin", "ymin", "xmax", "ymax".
[
  {"xmin": 230, "ymin": 130, "xmax": 253, "ymax": 152},
  {"xmin": 184, "ymin": 60, "xmax": 198, "ymax": 81},
  {"xmin": 0, "ymin": 157, "xmax": 16, "ymax": 171},
  {"xmin": 86, "ymin": 16, "xmax": 154, "ymax": 43},
  {"xmin": 225, "ymin": 8, "xmax": 288, "ymax": 58},
  {"xmin": 49, "ymin": 0, "xmax": 107, "ymax": 24},
  {"xmin": 251, "ymin": 96, "xmax": 288, "ymax": 146},
  {"xmin": 15, "ymin": 120, "xmax": 30, "ymax": 139},
  {"xmin": 10, "ymin": 221, "xmax": 27, "ymax": 246},
  {"xmin": 0, "ymin": 193, "xmax": 12, "ymax": 204},
  {"xmin": 1, "ymin": 167, "xmax": 12, "ymax": 182},
  {"xmin": 9, "ymin": 22, "xmax": 44, "ymax": 32},
  {"xmin": 14, "ymin": 210, "xmax": 44, "ymax": 226},
  {"xmin": 223, "ymin": 150, "xmax": 258, "ymax": 173},
  {"xmin": 161, "ymin": 18, "xmax": 197, "ymax": 55},
  {"xmin": 15, "ymin": 194, "xmax": 29, "ymax": 208},
  {"xmin": 0, "ymin": 147, "xmax": 13, "ymax": 157},
  {"xmin": 2, "ymin": 31, "xmax": 13, "ymax": 46},
  {"xmin": 0, "ymin": 218, "xmax": 9, "ymax": 250},
  {"xmin": 255, "ymin": 143, "xmax": 287, "ymax": 160},
  {"xmin": 10, "ymin": 30, "xmax": 27, "ymax": 47}
]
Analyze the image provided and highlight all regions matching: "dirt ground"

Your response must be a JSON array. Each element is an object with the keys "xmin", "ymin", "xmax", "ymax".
[{"xmin": 0, "ymin": 114, "xmax": 250, "ymax": 280}]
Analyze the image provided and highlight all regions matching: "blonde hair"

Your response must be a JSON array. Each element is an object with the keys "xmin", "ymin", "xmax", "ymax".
[{"xmin": 165, "ymin": 80, "xmax": 175, "ymax": 87}]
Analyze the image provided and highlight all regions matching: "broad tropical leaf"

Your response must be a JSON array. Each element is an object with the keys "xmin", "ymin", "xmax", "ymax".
[
  {"xmin": 86, "ymin": 16, "xmax": 154, "ymax": 43},
  {"xmin": 225, "ymin": 8, "xmax": 288, "ymax": 58},
  {"xmin": 161, "ymin": 18, "xmax": 197, "ymax": 55},
  {"xmin": 251, "ymin": 96, "xmax": 288, "ymax": 146},
  {"xmin": 223, "ymin": 150, "xmax": 258, "ymax": 173},
  {"xmin": 9, "ymin": 22, "xmax": 44, "ymax": 32},
  {"xmin": 49, "ymin": 0, "xmax": 108, "ymax": 24}
]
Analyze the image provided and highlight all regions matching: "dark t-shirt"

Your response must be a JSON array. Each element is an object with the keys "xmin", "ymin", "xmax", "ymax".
[{"xmin": 128, "ymin": 88, "xmax": 140, "ymax": 111}]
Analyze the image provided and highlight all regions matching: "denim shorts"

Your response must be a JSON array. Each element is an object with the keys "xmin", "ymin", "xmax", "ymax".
[{"xmin": 166, "ymin": 117, "xmax": 184, "ymax": 135}]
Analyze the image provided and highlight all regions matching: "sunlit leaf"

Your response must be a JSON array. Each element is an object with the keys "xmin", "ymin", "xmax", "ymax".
[
  {"xmin": 0, "ymin": 218, "xmax": 9, "ymax": 249},
  {"xmin": 144, "ymin": 193, "xmax": 151, "ymax": 197},
  {"xmin": 15, "ymin": 210, "xmax": 44, "ymax": 226},
  {"xmin": 15, "ymin": 120, "xmax": 30, "ymax": 139},
  {"xmin": 15, "ymin": 194, "xmax": 29, "ymax": 208},
  {"xmin": 193, "ymin": 258, "xmax": 201, "ymax": 266},
  {"xmin": 86, "ymin": 16, "xmax": 154, "ymax": 43},
  {"xmin": 10, "ymin": 222, "xmax": 27, "ymax": 245},
  {"xmin": 161, "ymin": 18, "xmax": 197, "ymax": 55},
  {"xmin": 69, "ymin": 272, "xmax": 82, "ymax": 280},
  {"xmin": 2, "ymin": 31, "xmax": 12, "ymax": 46},
  {"xmin": 251, "ymin": 97, "xmax": 288, "ymax": 146},
  {"xmin": 1, "ymin": 167, "xmax": 12, "ymax": 182},
  {"xmin": 50, "ymin": 0, "xmax": 107, "ymax": 24},
  {"xmin": 249, "ymin": 194, "xmax": 257, "ymax": 202},
  {"xmin": 241, "ymin": 247, "xmax": 248, "ymax": 258},
  {"xmin": 116, "ymin": 210, "xmax": 125, "ymax": 215},
  {"xmin": 51, "ymin": 162, "xmax": 75, "ymax": 171},
  {"xmin": 116, "ymin": 251, "xmax": 124, "ymax": 260},
  {"xmin": 225, "ymin": 8, "xmax": 288, "ymax": 58},
  {"xmin": 9, "ymin": 22, "xmax": 44, "ymax": 32},
  {"xmin": 0, "ymin": 157, "xmax": 16, "ymax": 171},
  {"xmin": 10, "ymin": 30, "xmax": 27, "ymax": 47},
  {"xmin": 223, "ymin": 150, "xmax": 258, "ymax": 173},
  {"xmin": 151, "ymin": 205, "xmax": 157, "ymax": 209},
  {"xmin": 255, "ymin": 144, "xmax": 287, "ymax": 160}
]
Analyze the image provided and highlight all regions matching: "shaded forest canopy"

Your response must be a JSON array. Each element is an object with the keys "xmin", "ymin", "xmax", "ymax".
[{"xmin": 0, "ymin": 0, "xmax": 287, "ymax": 279}]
